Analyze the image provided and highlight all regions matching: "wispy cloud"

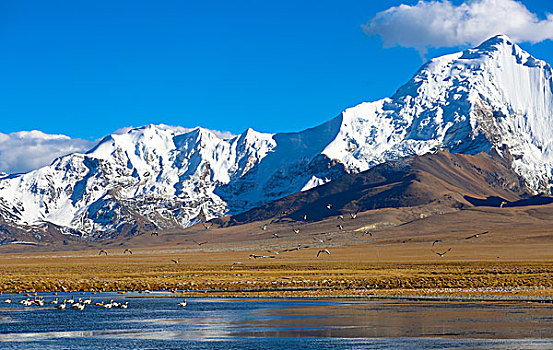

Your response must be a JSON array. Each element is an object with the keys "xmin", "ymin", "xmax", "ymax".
[
  {"xmin": 0, "ymin": 131, "xmax": 96, "ymax": 174},
  {"xmin": 363, "ymin": 0, "xmax": 553, "ymax": 56}
]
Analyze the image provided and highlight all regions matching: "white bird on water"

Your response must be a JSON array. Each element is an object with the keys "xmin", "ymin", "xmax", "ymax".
[
  {"xmin": 71, "ymin": 302, "xmax": 85, "ymax": 310},
  {"xmin": 178, "ymin": 299, "xmax": 187, "ymax": 308}
]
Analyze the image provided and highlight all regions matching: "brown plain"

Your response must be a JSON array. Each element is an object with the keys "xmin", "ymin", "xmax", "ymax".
[{"xmin": 2, "ymin": 202, "xmax": 553, "ymax": 298}]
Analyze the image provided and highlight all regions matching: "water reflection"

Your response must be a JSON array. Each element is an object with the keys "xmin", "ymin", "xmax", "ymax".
[{"xmin": 0, "ymin": 294, "xmax": 553, "ymax": 349}]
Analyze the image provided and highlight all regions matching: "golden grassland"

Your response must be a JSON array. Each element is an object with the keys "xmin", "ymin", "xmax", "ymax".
[
  {"xmin": 2, "ymin": 246, "xmax": 553, "ymax": 298},
  {"xmin": 2, "ymin": 204, "xmax": 553, "ymax": 298}
]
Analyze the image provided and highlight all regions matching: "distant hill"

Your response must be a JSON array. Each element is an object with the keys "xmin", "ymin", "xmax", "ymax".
[{"xmin": 222, "ymin": 150, "xmax": 530, "ymax": 225}]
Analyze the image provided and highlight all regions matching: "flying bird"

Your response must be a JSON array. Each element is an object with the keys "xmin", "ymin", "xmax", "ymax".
[
  {"xmin": 272, "ymin": 233, "xmax": 279, "ymax": 238},
  {"xmin": 337, "ymin": 215, "xmax": 345, "ymax": 222},
  {"xmin": 302, "ymin": 214, "xmax": 308, "ymax": 221},
  {"xmin": 499, "ymin": 201, "xmax": 507, "ymax": 208},
  {"xmin": 202, "ymin": 222, "xmax": 213, "ymax": 230},
  {"xmin": 465, "ymin": 231, "xmax": 489, "ymax": 240},
  {"xmin": 151, "ymin": 232, "xmax": 159, "ymax": 237},
  {"xmin": 98, "ymin": 249, "xmax": 108, "ymax": 256},
  {"xmin": 230, "ymin": 262, "xmax": 243, "ymax": 270},
  {"xmin": 432, "ymin": 240, "xmax": 442, "ymax": 246},
  {"xmin": 317, "ymin": 249, "xmax": 331, "ymax": 257},
  {"xmin": 293, "ymin": 228, "xmax": 300, "ymax": 234},
  {"xmin": 432, "ymin": 248, "xmax": 452, "ymax": 257},
  {"xmin": 191, "ymin": 239, "xmax": 208, "ymax": 246},
  {"xmin": 260, "ymin": 224, "xmax": 268, "ymax": 231},
  {"xmin": 337, "ymin": 224, "xmax": 343, "ymax": 231},
  {"xmin": 350, "ymin": 212, "xmax": 359, "ymax": 219},
  {"xmin": 362, "ymin": 230, "xmax": 372, "ymax": 236},
  {"xmin": 326, "ymin": 204, "xmax": 333, "ymax": 210},
  {"xmin": 249, "ymin": 254, "xmax": 276, "ymax": 259},
  {"xmin": 123, "ymin": 248, "xmax": 132, "ymax": 255},
  {"xmin": 171, "ymin": 259, "xmax": 179, "ymax": 264},
  {"xmin": 279, "ymin": 245, "xmax": 310, "ymax": 253}
]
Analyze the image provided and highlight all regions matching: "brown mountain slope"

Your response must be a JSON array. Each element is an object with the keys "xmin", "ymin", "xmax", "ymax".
[{"xmin": 220, "ymin": 150, "xmax": 533, "ymax": 226}]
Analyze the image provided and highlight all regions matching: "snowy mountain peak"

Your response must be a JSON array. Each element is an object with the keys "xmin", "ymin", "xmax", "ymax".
[
  {"xmin": 0, "ymin": 35, "xmax": 552, "ymax": 239},
  {"xmin": 472, "ymin": 33, "xmax": 515, "ymax": 52}
]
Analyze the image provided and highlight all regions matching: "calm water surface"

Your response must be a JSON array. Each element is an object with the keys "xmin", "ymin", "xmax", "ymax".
[{"xmin": 1, "ymin": 292, "xmax": 553, "ymax": 349}]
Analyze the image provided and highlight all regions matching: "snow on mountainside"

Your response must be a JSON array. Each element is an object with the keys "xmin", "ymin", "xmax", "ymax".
[
  {"xmin": 0, "ymin": 123, "xmax": 347, "ymax": 237},
  {"xmin": 0, "ymin": 34, "xmax": 551, "ymax": 239},
  {"xmin": 322, "ymin": 34, "xmax": 553, "ymax": 191}
]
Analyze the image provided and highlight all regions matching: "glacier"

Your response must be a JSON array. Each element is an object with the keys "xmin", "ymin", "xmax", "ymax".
[{"xmin": 0, "ymin": 34, "xmax": 551, "ymax": 238}]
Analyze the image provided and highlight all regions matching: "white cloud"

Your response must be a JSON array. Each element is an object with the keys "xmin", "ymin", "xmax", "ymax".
[
  {"xmin": 0, "ymin": 125, "xmax": 237, "ymax": 175},
  {"xmin": 0, "ymin": 131, "xmax": 95, "ymax": 174},
  {"xmin": 362, "ymin": 0, "xmax": 553, "ymax": 55}
]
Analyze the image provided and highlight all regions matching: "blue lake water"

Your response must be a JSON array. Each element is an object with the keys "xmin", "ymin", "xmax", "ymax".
[{"xmin": 1, "ymin": 292, "xmax": 553, "ymax": 349}]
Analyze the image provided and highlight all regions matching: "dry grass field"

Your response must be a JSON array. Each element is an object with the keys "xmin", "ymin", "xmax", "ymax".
[{"xmin": 2, "ymin": 203, "xmax": 553, "ymax": 297}]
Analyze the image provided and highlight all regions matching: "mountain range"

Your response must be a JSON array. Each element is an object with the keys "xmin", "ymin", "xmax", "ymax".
[{"xmin": 0, "ymin": 34, "xmax": 552, "ymax": 242}]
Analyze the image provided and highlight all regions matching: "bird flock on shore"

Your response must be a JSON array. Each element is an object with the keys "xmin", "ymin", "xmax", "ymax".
[
  {"xmin": 3, "ymin": 294, "xmax": 188, "ymax": 311},
  {"xmin": 3, "ymin": 294, "xmax": 122, "ymax": 311}
]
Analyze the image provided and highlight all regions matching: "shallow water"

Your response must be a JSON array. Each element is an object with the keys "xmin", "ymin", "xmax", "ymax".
[{"xmin": 1, "ymin": 292, "xmax": 553, "ymax": 349}]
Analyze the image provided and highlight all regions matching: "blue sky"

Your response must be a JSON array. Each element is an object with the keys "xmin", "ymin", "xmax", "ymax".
[{"xmin": 1, "ymin": 0, "xmax": 552, "ymax": 140}]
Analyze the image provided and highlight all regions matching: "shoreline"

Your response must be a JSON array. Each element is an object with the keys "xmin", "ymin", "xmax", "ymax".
[
  {"xmin": 6, "ymin": 292, "xmax": 553, "ymax": 304},
  {"xmin": 6, "ymin": 287, "xmax": 553, "ymax": 303}
]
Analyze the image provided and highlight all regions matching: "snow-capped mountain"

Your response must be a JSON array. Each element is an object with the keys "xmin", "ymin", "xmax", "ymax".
[
  {"xmin": 0, "ymin": 34, "xmax": 551, "ymax": 238},
  {"xmin": 0, "ymin": 123, "xmax": 347, "ymax": 237},
  {"xmin": 324, "ymin": 34, "xmax": 553, "ymax": 190}
]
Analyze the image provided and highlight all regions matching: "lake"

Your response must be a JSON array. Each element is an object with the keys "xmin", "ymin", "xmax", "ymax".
[{"xmin": 1, "ymin": 292, "xmax": 553, "ymax": 349}]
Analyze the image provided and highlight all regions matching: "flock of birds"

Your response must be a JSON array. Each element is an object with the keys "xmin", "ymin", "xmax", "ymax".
[
  {"xmin": 3, "ymin": 294, "xmax": 123, "ymax": 311},
  {"xmin": 430, "ymin": 231, "xmax": 490, "ymax": 257},
  {"xmin": 94, "ymin": 202, "xmax": 492, "ymax": 265},
  {"xmin": 3, "ymin": 293, "xmax": 188, "ymax": 311},
  {"xmin": 227, "ymin": 204, "xmax": 366, "ymax": 270},
  {"xmin": 233, "ymin": 202, "xmax": 492, "ymax": 265}
]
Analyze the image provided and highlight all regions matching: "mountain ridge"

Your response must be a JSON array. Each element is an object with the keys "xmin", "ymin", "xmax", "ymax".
[{"xmin": 0, "ymin": 34, "xmax": 552, "ymax": 239}]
